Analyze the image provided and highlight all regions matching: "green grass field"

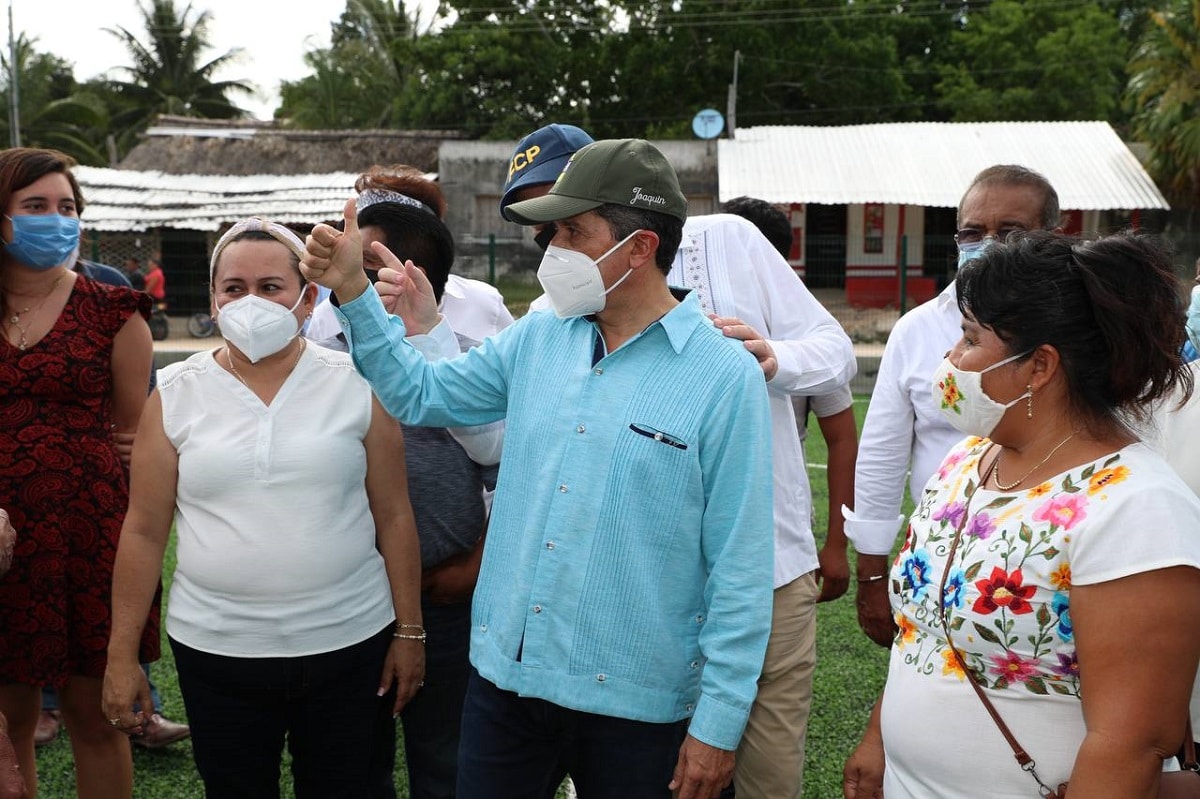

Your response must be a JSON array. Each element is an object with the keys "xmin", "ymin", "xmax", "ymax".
[{"xmin": 35, "ymin": 347, "xmax": 896, "ymax": 797}]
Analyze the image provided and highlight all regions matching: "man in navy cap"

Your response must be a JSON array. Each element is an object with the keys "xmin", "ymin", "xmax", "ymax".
[{"xmin": 500, "ymin": 123, "xmax": 595, "ymax": 251}]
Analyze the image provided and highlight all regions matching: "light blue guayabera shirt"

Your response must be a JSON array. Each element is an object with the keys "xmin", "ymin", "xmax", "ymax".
[{"xmin": 335, "ymin": 288, "xmax": 774, "ymax": 750}]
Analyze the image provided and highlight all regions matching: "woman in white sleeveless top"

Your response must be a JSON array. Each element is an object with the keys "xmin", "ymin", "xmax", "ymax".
[{"xmin": 102, "ymin": 219, "xmax": 424, "ymax": 799}]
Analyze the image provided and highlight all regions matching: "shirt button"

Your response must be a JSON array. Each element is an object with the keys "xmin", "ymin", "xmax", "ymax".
[
  {"xmin": 690, "ymin": 661, "xmax": 699, "ymax": 669},
  {"xmin": 685, "ymin": 703, "xmax": 694, "ymax": 712},
  {"xmin": 480, "ymin": 624, "xmax": 487, "ymax": 632},
  {"xmin": 546, "ymin": 541, "xmax": 555, "ymax": 550},
  {"xmin": 576, "ymin": 424, "xmax": 586, "ymax": 434},
  {"xmin": 559, "ymin": 484, "xmax": 568, "ymax": 493},
  {"xmin": 695, "ymin": 614, "xmax": 704, "ymax": 624},
  {"xmin": 597, "ymin": 674, "xmax": 606, "ymax": 682},
  {"xmin": 593, "ymin": 367, "xmax": 603, "ymax": 375},
  {"xmin": 533, "ymin": 605, "xmax": 542, "ymax": 613}
]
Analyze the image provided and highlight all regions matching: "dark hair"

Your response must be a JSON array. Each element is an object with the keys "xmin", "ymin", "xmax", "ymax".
[
  {"xmin": 956, "ymin": 230, "xmax": 1191, "ymax": 433},
  {"xmin": 350, "ymin": 166, "xmax": 455, "ymax": 302},
  {"xmin": 594, "ymin": 204, "xmax": 683, "ymax": 275},
  {"xmin": 722, "ymin": 196, "xmax": 793, "ymax": 259},
  {"xmin": 959, "ymin": 165, "xmax": 1061, "ymax": 231},
  {"xmin": 0, "ymin": 148, "xmax": 84, "ymax": 227}
]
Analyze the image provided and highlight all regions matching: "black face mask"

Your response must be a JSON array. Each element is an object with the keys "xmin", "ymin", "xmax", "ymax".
[
  {"xmin": 533, "ymin": 223, "xmax": 558, "ymax": 252},
  {"xmin": 329, "ymin": 268, "xmax": 380, "ymax": 309}
]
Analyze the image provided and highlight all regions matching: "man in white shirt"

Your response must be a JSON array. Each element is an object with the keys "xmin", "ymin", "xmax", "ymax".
[
  {"xmin": 668, "ymin": 213, "xmax": 855, "ymax": 799},
  {"xmin": 504, "ymin": 125, "xmax": 857, "ymax": 798},
  {"xmin": 843, "ymin": 165, "xmax": 1062, "ymax": 647}
]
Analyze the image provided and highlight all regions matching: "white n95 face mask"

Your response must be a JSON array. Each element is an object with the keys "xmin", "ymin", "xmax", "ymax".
[
  {"xmin": 216, "ymin": 289, "xmax": 306, "ymax": 363},
  {"xmin": 932, "ymin": 350, "xmax": 1032, "ymax": 438},
  {"xmin": 536, "ymin": 229, "xmax": 641, "ymax": 318}
]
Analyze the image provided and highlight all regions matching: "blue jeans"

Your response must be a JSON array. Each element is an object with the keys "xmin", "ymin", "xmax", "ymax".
[
  {"xmin": 456, "ymin": 668, "xmax": 689, "ymax": 799},
  {"xmin": 370, "ymin": 599, "xmax": 472, "ymax": 799},
  {"xmin": 171, "ymin": 627, "xmax": 393, "ymax": 799},
  {"xmin": 42, "ymin": 663, "xmax": 161, "ymax": 712}
]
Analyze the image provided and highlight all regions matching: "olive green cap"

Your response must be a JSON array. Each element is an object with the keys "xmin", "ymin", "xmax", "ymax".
[{"xmin": 504, "ymin": 138, "xmax": 687, "ymax": 225}]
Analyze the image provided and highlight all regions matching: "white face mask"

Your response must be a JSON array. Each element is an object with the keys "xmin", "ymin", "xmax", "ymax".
[
  {"xmin": 216, "ymin": 288, "xmax": 307, "ymax": 363},
  {"xmin": 536, "ymin": 229, "xmax": 641, "ymax": 318},
  {"xmin": 932, "ymin": 350, "xmax": 1032, "ymax": 438}
]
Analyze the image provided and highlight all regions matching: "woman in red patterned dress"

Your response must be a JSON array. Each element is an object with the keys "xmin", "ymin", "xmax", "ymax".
[{"xmin": 0, "ymin": 148, "xmax": 156, "ymax": 799}]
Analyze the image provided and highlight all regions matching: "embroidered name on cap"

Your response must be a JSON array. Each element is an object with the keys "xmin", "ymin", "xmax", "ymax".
[{"xmin": 630, "ymin": 187, "xmax": 667, "ymax": 208}]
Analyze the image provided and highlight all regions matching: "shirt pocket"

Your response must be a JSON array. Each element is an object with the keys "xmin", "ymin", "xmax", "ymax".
[
  {"xmin": 613, "ymin": 419, "xmax": 700, "ymax": 507},
  {"xmin": 627, "ymin": 422, "xmax": 690, "ymax": 451}
]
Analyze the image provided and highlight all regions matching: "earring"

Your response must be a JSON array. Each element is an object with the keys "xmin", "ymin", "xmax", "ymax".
[{"xmin": 1027, "ymin": 384, "xmax": 1034, "ymax": 420}]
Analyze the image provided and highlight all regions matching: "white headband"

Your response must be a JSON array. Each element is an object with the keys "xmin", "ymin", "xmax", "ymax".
[
  {"xmin": 356, "ymin": 188, "xmax": 435, "ymax": 216},
  {"xmin": 210, "ymin": 218, "xmax": 306, "ymax": 279}
]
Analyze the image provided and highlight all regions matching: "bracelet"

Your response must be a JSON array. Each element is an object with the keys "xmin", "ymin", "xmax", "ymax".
[
  {"xmin": 393, "ymin": 632, "xmax": 427, "ymax": 643},
  {"xmin": 856, "ymin": 573, "xmax": 887, "ymax": 583},
  {"xmin": 395, "ymin": 622, "xmax": 425, "ymax": 631}
]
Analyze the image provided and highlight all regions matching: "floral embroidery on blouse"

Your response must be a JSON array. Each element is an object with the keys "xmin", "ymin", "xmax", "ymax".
[{"xmin": 891, "ymin": 439, "xmax": 1128, "ymax": 699}]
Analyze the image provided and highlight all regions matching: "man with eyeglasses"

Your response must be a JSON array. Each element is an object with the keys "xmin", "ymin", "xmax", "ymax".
[{"xmin": 843, "ymin": 165, "xmax": 1061, "ymax": 648}]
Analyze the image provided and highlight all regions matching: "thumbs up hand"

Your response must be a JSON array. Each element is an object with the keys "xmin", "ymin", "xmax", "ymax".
[{"xmin": 301, "ymin": 197, "xmax": 371, "ymax": 302}]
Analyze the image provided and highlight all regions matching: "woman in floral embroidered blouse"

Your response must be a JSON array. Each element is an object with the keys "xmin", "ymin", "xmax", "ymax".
[{"xmin": 844, "ymin": 232, "xmax": 1200, "ymax": 799}]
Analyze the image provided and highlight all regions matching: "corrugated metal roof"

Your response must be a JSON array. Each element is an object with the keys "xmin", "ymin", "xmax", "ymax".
[
  {"xmin": 74, "ymin": 167, "xmax": 366, "ymax": 232},
  {"xmin": 718, "ymin": 122, "xmax": 1169, "ymax": 210}
]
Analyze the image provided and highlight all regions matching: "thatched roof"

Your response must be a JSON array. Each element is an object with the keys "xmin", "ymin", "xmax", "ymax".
[{"xmin": 118, "ymin": 115, "xmax": 463, "ymax": 176}]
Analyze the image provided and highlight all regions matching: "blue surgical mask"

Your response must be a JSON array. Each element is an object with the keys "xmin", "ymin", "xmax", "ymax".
[
  {"xmin": 1187, "ymin": 285, "xmax": 1200, "ymax": 355},
  {"xmin": 957, "ymin": 237, "xmax": 995, "ymax": 269},
  {"xmin": 4, "ymin": 214, "xmax": 81, "ymax": 270}
]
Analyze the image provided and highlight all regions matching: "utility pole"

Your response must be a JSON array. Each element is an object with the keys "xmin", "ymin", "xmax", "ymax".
[
  {"xmin": 7, "ymin": 2, "xmax": 19, "ymax": 148},
  {"xmin": 726, "ymin": 50, "xmax": 740, "ymax": 139}
]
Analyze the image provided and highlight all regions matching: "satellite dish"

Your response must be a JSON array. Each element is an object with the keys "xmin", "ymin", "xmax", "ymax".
[{"xmin": 692, "ymin": 108, "xmax": 725, "ymax": 140}]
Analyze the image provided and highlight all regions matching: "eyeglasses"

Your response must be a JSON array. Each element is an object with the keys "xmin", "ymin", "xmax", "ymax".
[{"xmin": 954, "ymin": 227, "xmax": 1027, "ymax": 246}]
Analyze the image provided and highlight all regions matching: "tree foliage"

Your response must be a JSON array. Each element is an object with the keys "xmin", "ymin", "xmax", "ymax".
[
  {"xmin": 278, "ymin": 0, "xmax": 420, "ymax": 129},
  {"xmin": 935, "ymin": 0, "xmax": 1126, "ymax": 122},
  {"xmin": 1126, "ymin": 0, "xmax": 1200, "ymax": 203},
  {"xmin": 0, "ymin": 0, "xmax": 1181, "ymax": 175},
  {"xmin": 103, "ymin": 0, "xmax": 252, "ymax": 152},
  {"xmin": 396, "ymin": 0, "xmax": 619, "ymax": 137},
  {"xmin": 0, "ymin": 36, "xmax": 108, "ymax": 165},
  {"xmin": 274, "ymin": 0, "xmax": 1132, "ymax": 139}
]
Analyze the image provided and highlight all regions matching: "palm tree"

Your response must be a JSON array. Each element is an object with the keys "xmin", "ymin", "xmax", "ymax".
[
  {"xmin": 105, "ymin": 0, "xmax": 253, "ymax": 152},
  {"xmin": 1126, "ymin": 0, "xmax": 1200, "ymax": 203},
  {"xmin": 278, "ymin": 0, "xmax": 419, "ymax": 128},
  {"xmin": 0, "ymin": 35, "xmax": 109, "ymax": 165}
]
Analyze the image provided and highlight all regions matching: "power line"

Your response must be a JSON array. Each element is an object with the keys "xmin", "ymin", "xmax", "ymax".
[
  {"xmin": 738, "ymin": 52, "xmax": 1126, "ymax": 79},
  {"xmin": 420, "ymin": 0, "xmax": 1105, "ymax": 35}
]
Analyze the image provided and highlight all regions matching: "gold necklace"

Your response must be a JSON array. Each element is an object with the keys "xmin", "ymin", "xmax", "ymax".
[
  {"xmin": 224, "ymin": 339, "xmax": 306, "ymax": 387},
  {"xmin": 989, "ymin": 430, "xmax": 1078, "ymax": 492},
  {"xmin": 5, "ymin": 272, "xmax": 65, "ymax": 350}
]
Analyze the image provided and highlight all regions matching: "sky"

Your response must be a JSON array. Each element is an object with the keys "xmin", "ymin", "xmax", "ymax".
[{"xmin": 10, "ymin": 0, "xmax": 430, "ymax": 121}]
